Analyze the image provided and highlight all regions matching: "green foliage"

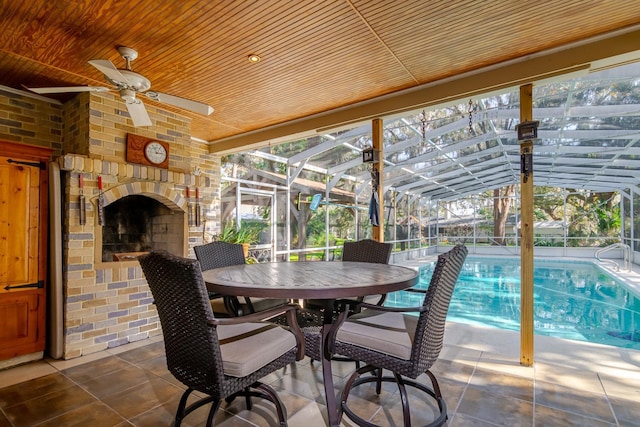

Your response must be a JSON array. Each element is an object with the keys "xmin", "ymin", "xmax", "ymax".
[
  {"xmin": 533, "ymin": 209, "xmax": 548, "ymax": 220},
  {"xmin": 213, "ymin": 223, "xmax": 260, "ymax": 244},
  {"xmin": 306, "ymin": 209, "xmax": 326, "ymax": 238},
  {"xmin": 533, "ymin": 236, "xmax": 564, "ymax": 247},
  {"xmin": 595, "ymin": 205, "xmax": 620, "ymax": 232}
]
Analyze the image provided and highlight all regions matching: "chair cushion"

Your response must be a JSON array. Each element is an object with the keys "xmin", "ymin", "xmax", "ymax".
[
  {"xmin": 210, "ymin": 299, "xmax": 228, "ymax": 315},
  {"xmin": 336, "ymin": 311, "xmax": 417, "ymax": 360},
  {"xmin": 218, "ymin": 322, "xmax": 297, "ymax": 377}
]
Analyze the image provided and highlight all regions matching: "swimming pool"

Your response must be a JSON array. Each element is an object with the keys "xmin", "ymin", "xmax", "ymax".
[{"xmin": 385, "ymin": 257, "xmax": 640, "ymax": 350}]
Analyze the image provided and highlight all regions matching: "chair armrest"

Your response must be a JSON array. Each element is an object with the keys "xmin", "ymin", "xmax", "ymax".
[
  {"xmin": 404, "ymin": 288, "xmax": 427, "ymax": 294},
  {"xmin": 359, "ymin": 303, "xmax": 427, "ymax": 313},
  {"xmin": 207, "ymin": 302, "xmax": 297, "ymax": 325},
  {"xmin": 285, "ymin": 305, "xmax": 306, "ymax": 360},
  {"xmin": 334, "ymin": 298, "xmax": 427, "ymax": 314},
  {"xmin": 325, "ymin": 308, "xmax": 350, "ymax": 358},
  {"xmin": 207, "ymin": 303, "xmax": 305, "ymax": 360}
]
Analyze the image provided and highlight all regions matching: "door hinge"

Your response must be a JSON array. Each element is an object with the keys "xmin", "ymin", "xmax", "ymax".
[
  {"xmin": 7, "ymin": 159, "xmax": 46, "ymax": 169},
  {"xmin": 4, "ymin": 280, "xmax": 44, "ymax": 291}
]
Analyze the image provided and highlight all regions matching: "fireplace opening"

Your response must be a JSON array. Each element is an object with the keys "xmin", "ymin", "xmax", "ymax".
[{"xmin": 101, "ymin": 195, "xmax": 185, "ymax": 262}]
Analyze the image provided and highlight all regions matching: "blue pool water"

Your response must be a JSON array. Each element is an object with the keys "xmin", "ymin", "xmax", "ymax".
[{"xmin": 385, "ymin": 257, "xmax": 640, "ymax": 350}]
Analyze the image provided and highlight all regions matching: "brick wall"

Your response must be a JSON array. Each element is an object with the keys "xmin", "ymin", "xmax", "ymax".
[
  {"xmin": 0, "ymin": 88, "xmax": 222, "ymax": 359},
  {"xmin": 63, "ymin": 92, "xmax": 90, "ymax": 156},
  {"xmin": 0, "ymin": 87, "xmax": 64, "ymax": 153}
]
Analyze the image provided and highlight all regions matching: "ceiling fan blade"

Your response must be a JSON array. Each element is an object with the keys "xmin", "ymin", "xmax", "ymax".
[
  {"xmin": 144, "ymin": 91, "xmax": 214, "ymax": 116},
  {"xmin": 88, "ymin": 59, "xmax": 130, "ymax": 85},
  {"xmin": 124, "ymin": 100, "xmax": 152, "ymax": 127},
  {"xmin": 24, "ymin": 85, "xmax": 110, "ymax": 94}
]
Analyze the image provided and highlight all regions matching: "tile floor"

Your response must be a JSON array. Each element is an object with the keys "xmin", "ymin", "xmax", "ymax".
[{"xmin": 1, "ymin": 322, "xmax": 639, "ymax": 426}]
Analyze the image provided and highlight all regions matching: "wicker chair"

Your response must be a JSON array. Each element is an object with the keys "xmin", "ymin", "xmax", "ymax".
[
  {"xmin": 194, "ymin": 241, "xmax": 289, "ymax": 317},
  {"xmin": 343, "ymin": 239, "xmax": 393, "ymax": 306},
  {"xmin": 323, "ymin": 244, "xmax": 468, "ymax": 427},
  {"xmin": 303, "ymin": 239, "xmax": 393, "ymax": 367},
  {"xmin": 304, "ymin": 239, "xmax": 392, "ymax": 314},
  {"xmin": 138, "ymin": 250, "xmax": 304, "ymax": 427}
]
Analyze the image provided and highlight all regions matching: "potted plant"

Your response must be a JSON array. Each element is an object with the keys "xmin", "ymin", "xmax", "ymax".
[{"xmin": 214, "ymin": 225, "xmax": 259, "ymax": 257}]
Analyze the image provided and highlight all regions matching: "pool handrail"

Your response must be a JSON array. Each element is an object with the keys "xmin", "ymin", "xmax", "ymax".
[{"xmin": 595, "ymin": 243, "xmax": 631, "ymax": 272}]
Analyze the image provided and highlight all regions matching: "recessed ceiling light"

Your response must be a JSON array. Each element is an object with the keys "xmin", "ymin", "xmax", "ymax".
[{"xmin": 248, "ymin": 54, "xmax": 261, "ymax": 63}]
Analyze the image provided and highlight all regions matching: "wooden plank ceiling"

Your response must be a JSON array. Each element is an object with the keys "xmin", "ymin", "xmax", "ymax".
[{"xmin": 1, "ymin": 0, "xmax": 639, "ymax": 152}]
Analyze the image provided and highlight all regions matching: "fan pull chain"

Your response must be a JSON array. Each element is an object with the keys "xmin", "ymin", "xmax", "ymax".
[{"xmin": 468, "ymin": 99, "xmax": 475, "ymax": 135}]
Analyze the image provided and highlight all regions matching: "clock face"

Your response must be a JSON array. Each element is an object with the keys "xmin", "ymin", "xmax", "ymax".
[{"xmin": 144, "ymin": 141, "xmax": 168, "ymax": 164}]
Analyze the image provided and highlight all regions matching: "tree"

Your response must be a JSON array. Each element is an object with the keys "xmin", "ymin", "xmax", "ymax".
[{"xmin": 493, "ymin": 185, "xmax": 515, "ymax": 245}]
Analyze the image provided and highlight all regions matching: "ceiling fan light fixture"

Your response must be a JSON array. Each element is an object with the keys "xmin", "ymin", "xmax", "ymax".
[
  {"xmin": 120, "ymin": 88, "xmax": 136, "ymax": 103},
  {"xmin": 247, "ymin": 54, "xmax": 261, "ymax": 63},
  {"xmin": 109, "ymin": 69, "xmax": 151, "ymax": 92}
]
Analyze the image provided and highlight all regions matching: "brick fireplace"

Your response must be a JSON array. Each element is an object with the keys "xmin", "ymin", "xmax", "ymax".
[
  {"xmin": 58, "ymin": 159, "xmax": 217, "ymax": 360},
  {"xmin": 51, "ymin": 92, "xmax": 221, "ymax": 360}
]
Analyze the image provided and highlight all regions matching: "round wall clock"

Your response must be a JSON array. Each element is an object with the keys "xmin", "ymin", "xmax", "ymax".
[
  {"xmin": 144, "ymin": 141, "xmax": 168, "ymax": 165},
  {"xmin": 126, "ymin": 134, "xmax": 169, "ymax": 168}
]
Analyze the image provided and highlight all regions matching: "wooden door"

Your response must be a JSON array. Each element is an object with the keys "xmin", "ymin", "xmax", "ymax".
[{"xmin": 0, "ymin": 142, "xmax": 51, "ymax": 361}]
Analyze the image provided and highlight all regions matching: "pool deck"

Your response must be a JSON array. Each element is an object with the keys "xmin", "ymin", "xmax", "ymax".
[{"xmin": 600, "ymin": 257, "xmax": 640, "ymax": 297}]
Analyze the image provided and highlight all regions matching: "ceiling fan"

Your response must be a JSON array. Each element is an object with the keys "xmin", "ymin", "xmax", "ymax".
[{"xmin": 24, "ymin": 46, "xmax": 214, "ymax": 127}]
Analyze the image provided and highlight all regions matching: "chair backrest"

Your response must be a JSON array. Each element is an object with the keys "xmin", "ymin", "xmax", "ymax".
[
  {"xmin": 138, "ymin": 250, "xmax": 226, "ymax": 392},
  {"xmin": 342, "ymin": 239, "xmax": 392, "ymax": 264},
  {"xmin": 194, "ymin": 241, "xmax": 245, "ymax": 270},
  {"xmin": 412, "ymin": 244, "xmax": 468, "ymax": 372}
]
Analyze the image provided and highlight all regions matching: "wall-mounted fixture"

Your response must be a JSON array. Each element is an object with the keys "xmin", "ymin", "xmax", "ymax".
[
  {"xmin": 516, "ymin": 120, "xmax": 539, "ymax": 141},
  {"xmin": 521, "ymin": 147, "xmax": 533, "ymax": 183},
  {"xmin": 362, "ymin": 147, "xmax": 379, "ymax": 163}
]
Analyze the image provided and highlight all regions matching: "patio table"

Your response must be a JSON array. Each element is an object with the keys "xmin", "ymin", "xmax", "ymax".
[{"xmin": 202, "ymin": 260, "xmax": 419, "ymax": 426}]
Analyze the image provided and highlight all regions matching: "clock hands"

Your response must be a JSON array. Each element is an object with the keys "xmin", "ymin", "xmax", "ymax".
[{"xmin": 145, "ymin": 142, "xmax": 167, "ymax": 164}]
